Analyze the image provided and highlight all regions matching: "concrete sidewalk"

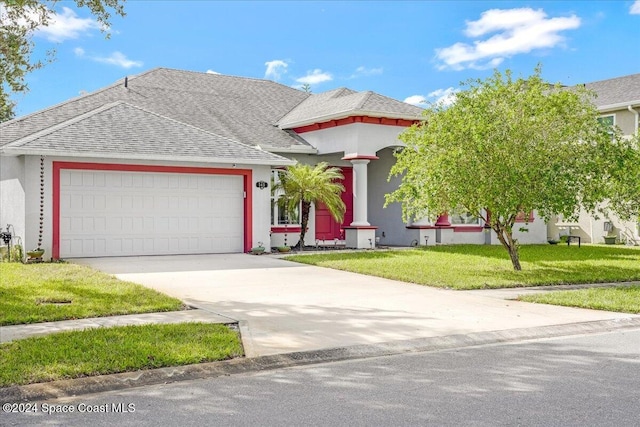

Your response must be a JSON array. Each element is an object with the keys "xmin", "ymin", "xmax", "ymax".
[
  {"xmin": 74, "ymin": 254, "xmax": 639, "ymax": 357},
  {"xmin": 0, "ymin": 309, "xmax": 235, "ymax": 343}
]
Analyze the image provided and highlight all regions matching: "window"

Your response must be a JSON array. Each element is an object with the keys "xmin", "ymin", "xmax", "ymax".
[
  {"xmin": 271, "ymin": 170, "xmax": 300, "ymax": 226},
  {"xmin": 598, "ymin": 115, "xmax": 615, "ymax": 137},
  {"xmin": 449, "ymin": 210, "xmax": 480, "ymax": 225}
]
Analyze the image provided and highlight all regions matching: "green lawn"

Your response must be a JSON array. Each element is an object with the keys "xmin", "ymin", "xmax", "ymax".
[
  {"xmin": 0, "ymin": 262, "xmax": 185, "ymax": 326},
  {"xmin": 0, "ymin": 323, "xmax": 244, "ymax": 387},
  {"xmin": 286, "ymin": 245, "xmax": 640, "ymax": 290},
  {"xmin": 519, "ymin": 286, "xmax": 640, "ymax": 314}
]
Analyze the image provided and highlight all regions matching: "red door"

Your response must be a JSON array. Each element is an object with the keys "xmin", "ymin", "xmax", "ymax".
[{"xmin": 315, "ymin": 167, "xmax": 353, "ymax": 241}]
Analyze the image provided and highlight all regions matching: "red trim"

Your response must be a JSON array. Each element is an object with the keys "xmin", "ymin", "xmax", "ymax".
[
  {"xmin": 52, "ymin": 162, "xmax": 253, "ymax": 259},
  {"xmin": 342, "ymin": 225, "xmax": 379, "ymax": 230},
  {"xmin": 434, "ymin": 214, "xmax": 451, "ymax": 227},
  {"xmin": 406, "ymin": 225, "xmax": 437, "ymax": 229},
  {"xmin": 52, "ymin": 165, "xmax": 61, "ymax": 260},
  {"xmin": 292, "ymin": 116, "xmax": 420, "ymax": 133},
  {"xmin": 453, "ymin": 226, "xmax": 484, "ymax": 232},
  {"xmin": 271, "ymin": 226, "xmax": 302, "ymax": 233},
  {"xmin": 341, "ymin": 154, "xmax": 379, "ymax": 161}
]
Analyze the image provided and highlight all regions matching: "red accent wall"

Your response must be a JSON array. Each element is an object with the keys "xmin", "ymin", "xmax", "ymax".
[
  {"xmin": 52, "ymin": 162, "xmax": 253, "ymax": 259},
  {"xmin": 315, "ymin": 167, "xmax": 353, "ymax": 240},
  {"xmin": 293, "ymin": 116, "xmax": 419, "ymax": 134}
]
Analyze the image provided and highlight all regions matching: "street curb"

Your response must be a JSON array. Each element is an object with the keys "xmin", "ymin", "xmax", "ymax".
[{"xmin": 2, "ymin": 316, "xmax": 640, "ymax": 403}]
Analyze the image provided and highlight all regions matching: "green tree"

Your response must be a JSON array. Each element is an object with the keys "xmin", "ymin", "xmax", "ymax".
[
  {"xmin": 606, "ymin": 132, "xmax": 640, "ymax": 222},
  {"xmin": 276, "ymin": 162, "xmax": 346, "ymax": 251},
  {"xmin": 386, "ymin": 67, "xmax": 613, "ymax": 271},
  {"xmin": 0, "ymin": 0, "xmax": 125, "ymax": 121}
]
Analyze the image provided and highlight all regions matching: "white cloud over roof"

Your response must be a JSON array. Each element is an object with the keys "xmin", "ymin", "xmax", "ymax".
[
  {"xmin": 264, "ymin": 60, "xmax": 288, "ymax": 80},
  {"xmin": 404, "ymin": 95, "xmax": 427, "ymax": 106},
  {"xmin": 435, "ymin": 8, "xmax": 581, "ymax": 71},
  {"xmin": 404, "ymin": 87, "xmax": 458, "ymax": 107},
  {"xmin": 92, "ymin": 51, "xmax": 143, "ymax": 69},
  {"xmin": 295, "ymin": 69, "xmax": 333, "ymax": 85},
  {"xmin": 36, "ymin": 6, "xmax": 102, "ymax": 42}
]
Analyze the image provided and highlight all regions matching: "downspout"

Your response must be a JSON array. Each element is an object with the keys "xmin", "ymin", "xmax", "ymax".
[{"xmin": 629, "ymin": 105, "xmax": 639, "ymax": 135}]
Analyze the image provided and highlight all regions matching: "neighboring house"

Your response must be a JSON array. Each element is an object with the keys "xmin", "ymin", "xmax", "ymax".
[
  {"xmin": 548, "ymin": 73, "xmax": 640, "ymax": 245},
  {"xmin": 3, "ymin": 68, "xmax": 633, "ymax": 259}
]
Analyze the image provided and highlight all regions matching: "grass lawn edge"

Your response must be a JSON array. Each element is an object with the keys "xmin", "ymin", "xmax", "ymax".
[{"xmin": 0, "ymin": 322, "xmax": 244, "ymax": 388}]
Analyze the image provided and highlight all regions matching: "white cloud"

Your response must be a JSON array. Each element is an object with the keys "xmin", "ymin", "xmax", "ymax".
[
  {"xmin": 296, "ymin": 69, "xmax": 333, "ymax": 85},
  {"xmin": 631, "ymin": 1, "xmax": 640, "ymax": 14},
  {"xmin": 404, "ymin": 95, "xmax": 428, "ymax": 106},
  {"xmin": 36, "ymin": 7, "xmax": 102, "ymax": 42},
  {"xmin": 427, "ymin": 87, "xmax": 459, "ymax": 106},
  {"xmin": 264, "ymin": 60, "xmax": 288, "ymax": 80},
  {"xmin": 92, "ymin": 51, "xmax": 142, "ymax": 69},
  {"xmin": 435, "ymin": 8, "xmax": 581, "ymax": 70},
  {"xmin": 404, "ymin": 87, "xmax": 459, "ymax": 107},
  {"xmin": 206, "ymin": 69, "xmax": 220, "ymax": 74},
  {"xmin": 350, "ymin": 66, "xmax": 383, "ymax": 78},
  {"xmin": 75, "ymin": 48, "xmax": 142, "ymax": 68}
]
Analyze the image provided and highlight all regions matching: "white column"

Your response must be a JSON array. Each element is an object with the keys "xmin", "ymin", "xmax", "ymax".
[{"xmin": 350, "ymin": 159, "xmax": 370, "ymax": 226}]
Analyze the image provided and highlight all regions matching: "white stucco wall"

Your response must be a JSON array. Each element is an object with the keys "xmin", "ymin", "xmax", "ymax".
[
  {"xmin": 549, "ymin": 209, "xmax": 639, "ymax": 245},
  {"xmin": 605, "ymin": 108, "xmax": 638, "ymax": 136},
  {"xmin": 20, "ymin": 156, "xmax": 272, "ymax": 259},
  {"xmin": 24, "ymin": 155, "xmax": 51, "ymax": 256},
  {"xmin": 299, "ymin": 123, "xmax": 406, "ymax": 156},
  {"xmin": 511, "ymin": 215, "xmax": 548, "ymax": 244},
  {"xmin": 0, "ymin": 155, "xmax": 26, "ymax": 253},
  {"xmin": 250, "ymin": 165, "xmax": 274, "ymax": 251}
]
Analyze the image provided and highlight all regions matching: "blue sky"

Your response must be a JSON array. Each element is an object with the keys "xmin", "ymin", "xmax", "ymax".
[{"xmin": 13, "ymin": 0, "xmax": 640, "ymax": 116}]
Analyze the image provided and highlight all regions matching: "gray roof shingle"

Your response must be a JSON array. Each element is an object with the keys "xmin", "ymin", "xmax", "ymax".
[
  {"xmin": 585, "ymin": 73, "xmax": 640, "ymax": 108},
  {"xmin": 1, "ymin": 67, "xmax": 425, "ymax": 159},
  {"xmin": 277, "ymin": 87, "xmax": 423, "ymax": 128},
  {"xmin": 4, "ymin": 102, "xmax": 291, "ymax": 164},
  {"xmin": 1, "ymin": 68, "xmax": 313, "ymax": 153}
]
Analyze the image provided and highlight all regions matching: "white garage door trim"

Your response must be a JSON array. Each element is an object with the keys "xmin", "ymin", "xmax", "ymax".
[{"xmin": 53, "ymin": 162, "xmax": 253, "ymax": 258}]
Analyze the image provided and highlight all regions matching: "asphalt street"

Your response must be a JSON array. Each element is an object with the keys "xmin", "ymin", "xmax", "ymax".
[{"xmin": 3, "ymin": 328, "xmax": 640, "ymax": 426}]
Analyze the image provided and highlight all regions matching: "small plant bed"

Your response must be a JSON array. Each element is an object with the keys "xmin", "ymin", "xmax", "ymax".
[
  {"xmin": 0, "ymin": 323, "xmax": 244, "ymax": 387},
  {"xmin": 519, "ymin": 286, "xmax": 640, "ymax": 313},
  {"xmin": 285, "ymin": 245, "xmax": 640, "ymax": 290},
  {"xmin": 0, "ymin": 263, "xmax": 184, "ymax": 326}
]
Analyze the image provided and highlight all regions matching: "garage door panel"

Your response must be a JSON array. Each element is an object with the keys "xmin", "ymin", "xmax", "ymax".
[{"xmin": 59, "ymin": 170, "xmax": 244, "ymax": 258}]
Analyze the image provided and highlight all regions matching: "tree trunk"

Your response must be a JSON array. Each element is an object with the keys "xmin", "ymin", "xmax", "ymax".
[
  {"xmin": 298, "ymin": 201, "xmax": 311, "ymax": 252},
  {"xmin": 493, "ymin": 224, "xmax": 522, "ymax": 271},
  {"xmin": 506, "ymin": 245, "xmax": 522, "ymax": 271}
]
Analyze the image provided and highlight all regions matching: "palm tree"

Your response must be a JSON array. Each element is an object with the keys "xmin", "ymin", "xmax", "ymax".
[{"xmin": 276, "ymin": 162, "xmax": 346, "ymax": 251}]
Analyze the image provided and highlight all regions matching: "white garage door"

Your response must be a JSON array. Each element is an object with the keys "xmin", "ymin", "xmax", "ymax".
[{"xmin": 59, "ymin": 169, "xmax": 244, "ymax": 258}]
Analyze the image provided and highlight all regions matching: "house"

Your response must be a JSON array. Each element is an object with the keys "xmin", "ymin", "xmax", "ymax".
[
  {"xmin": 547, "ymin": 73, "xmax": 640, "ymax": 245},
  {"xmin": 4, "ymin": 68, "xmax": 633, "ymax": 259}
]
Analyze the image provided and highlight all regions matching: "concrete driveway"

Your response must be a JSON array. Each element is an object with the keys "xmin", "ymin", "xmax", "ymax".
[{"xmin": 74, "ymin": 254, "xmax": 636, "ymax": 357}]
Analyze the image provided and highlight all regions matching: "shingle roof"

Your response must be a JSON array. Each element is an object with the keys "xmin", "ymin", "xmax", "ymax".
[
  {"xmin": 1, "ymin": 67, "xmax": 425, "ymax": 159},
  {"xmin": 585, "ymin": 73, "xmax": 640, "ymax": 109},
  {"xmin": 0, "ymin": 68, "xmax": 313, "ymax": 154},
  {"xmin": 277, "ymin": 87, "xmax": 423, "ymax": 128},
  {"xmin": 3, "ymin": 102, "xmax": 291, "ymax": 165}
]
